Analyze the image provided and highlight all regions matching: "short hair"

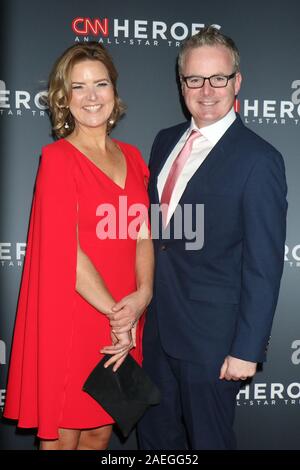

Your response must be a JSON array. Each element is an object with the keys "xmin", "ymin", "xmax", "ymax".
[
  {"xmin": 47, "ymin": 42, "xmax": 125, "ymax": 138},
  {"xmin": 178, "ymin": 26, "xmax": 240, "ymax": 75}
]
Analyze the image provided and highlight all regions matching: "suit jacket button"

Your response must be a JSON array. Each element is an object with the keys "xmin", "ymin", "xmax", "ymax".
[{"xmin": 160, "ymin": 244, "xmax": 167, "ymax": 251}]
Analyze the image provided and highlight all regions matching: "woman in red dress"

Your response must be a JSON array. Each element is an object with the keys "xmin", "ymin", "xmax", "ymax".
[{"xmin": 3, "ymin": 43, "xmax": 154, "ymax": 450}]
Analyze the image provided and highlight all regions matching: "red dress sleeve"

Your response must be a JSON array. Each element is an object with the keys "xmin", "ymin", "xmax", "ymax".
[{"xmin": 4, "ymin": 142, "xmax": 78, "ymax": 439}]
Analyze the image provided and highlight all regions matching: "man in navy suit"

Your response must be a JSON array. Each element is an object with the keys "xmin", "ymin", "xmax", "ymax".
[{"xmin": 135, "ymin": 26, "xmax": 288, "ymax": 449}]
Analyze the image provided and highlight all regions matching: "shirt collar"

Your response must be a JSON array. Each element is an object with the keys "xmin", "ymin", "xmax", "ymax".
[{"xmin": 189, "ymin": 107, "xmax": 236, "ymax": 145}]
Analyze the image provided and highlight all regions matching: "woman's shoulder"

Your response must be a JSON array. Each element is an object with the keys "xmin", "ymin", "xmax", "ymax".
[
  {"xmin": 40, "ymin": 139, "xmax": 75, "ymax": 169},
  {"xmin": 42, "ymin": 138, "xmax": 67, "ymax": 155}
]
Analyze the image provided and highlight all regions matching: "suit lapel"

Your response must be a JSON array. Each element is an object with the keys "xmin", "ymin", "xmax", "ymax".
[
  {"xmin": 176, "ymin": 115, "xmax": 245, "ymax": 197},
  {"xmin": 149, "ymin": 115, "xmax": 245, "ymax": 207},
  {"xmin": 149, "ymin": 122, "xmax": 189, "ymax": 205}
]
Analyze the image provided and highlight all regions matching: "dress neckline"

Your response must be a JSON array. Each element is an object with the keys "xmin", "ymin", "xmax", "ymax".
[{"xmin": 62, "ymin": 138, "xmax": 128, "ymax": 191}]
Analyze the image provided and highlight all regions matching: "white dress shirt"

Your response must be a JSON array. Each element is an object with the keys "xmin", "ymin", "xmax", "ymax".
[{"xmin": 157, "ymin": 107, "xmax": 236, "ymax": 225}]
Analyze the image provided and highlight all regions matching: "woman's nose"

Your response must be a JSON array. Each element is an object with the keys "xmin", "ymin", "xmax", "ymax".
[{"xmin": 86, "ymin": 86, "xmax": 97, "ymax": 100}]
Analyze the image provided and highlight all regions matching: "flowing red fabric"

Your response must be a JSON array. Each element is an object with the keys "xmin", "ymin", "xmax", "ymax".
[{"xmin": 4, "ymin": 139, "xmax": 149, "ymax": 439}]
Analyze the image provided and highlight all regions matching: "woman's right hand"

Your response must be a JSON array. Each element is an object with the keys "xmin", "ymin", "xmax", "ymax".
[
  {"xmin": 108, "ymin": 287, "xmax": 152, "ymax": 335},
  {"xmin": 100, "ymin": 330, "xmax": 133, "ymax": 372}
]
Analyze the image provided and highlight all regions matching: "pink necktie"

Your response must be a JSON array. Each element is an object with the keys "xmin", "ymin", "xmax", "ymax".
[{"xmin": 161, "ymin": 130, "xmax": 200, "ymax": 226}]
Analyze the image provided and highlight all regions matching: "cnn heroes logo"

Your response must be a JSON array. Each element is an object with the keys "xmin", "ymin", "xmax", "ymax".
[
  {"xmin": 0, "ymin": 242, "xmax": 26, "ymax": 268},
  {"xmin": 237, "ymin": 382, "xmax": 300, "ymax": 407},
  {"xmin": 285, "ymin": 244, "xmax": 300, "ymax": 268},
  {"xmin": 0, "ymin": 80, "xmax": 47, "ymax": 118},
  {"xmin": 72, "ymin": 17, "xmax": 220, "ymax": 47},
  {"xmin": 237, "ymin": 341, "xmax": 300, "ymax": 407},
  {"xmin": 236, "ymin": 79, "xmax": 300, "ymax": 126}
]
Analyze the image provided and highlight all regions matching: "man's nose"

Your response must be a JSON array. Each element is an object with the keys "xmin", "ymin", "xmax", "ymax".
[{"xmin": 201, "ymin": 79, "xmax": 214, "ymax": 95}]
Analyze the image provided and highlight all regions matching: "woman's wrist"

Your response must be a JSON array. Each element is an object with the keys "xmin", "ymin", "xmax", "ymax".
[
  {"xmin": 100, "ymin": 299, "xmax": 116, "ymax": 316},
  {"xmin": 137, "ymin": 285, "xmax": 153, "ymax": 307}
]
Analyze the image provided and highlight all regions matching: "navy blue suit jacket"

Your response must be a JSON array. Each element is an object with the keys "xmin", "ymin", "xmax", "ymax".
[{"xmin": 146, "ymin": 115, "xmax": 287, "ymax": 364}]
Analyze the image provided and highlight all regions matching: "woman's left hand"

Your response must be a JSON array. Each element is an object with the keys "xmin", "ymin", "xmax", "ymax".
[
  {"xmin": 100, "ymin": 329, "xmax": 133, "ymax": 371},
  {"xmin": 108, "ymin": 288, "xmax": 152, "ymax": 340}
]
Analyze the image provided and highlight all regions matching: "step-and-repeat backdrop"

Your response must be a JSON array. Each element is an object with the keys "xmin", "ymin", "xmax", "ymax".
[{"xmin": 0, "ymin": 0, "xmax": 299, "ymax": 450}]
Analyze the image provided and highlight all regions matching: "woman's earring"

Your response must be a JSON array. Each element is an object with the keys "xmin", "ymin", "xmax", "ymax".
[
  {"xmin": 64, "ymin": 122, "xmax": 70, "ymax": 129},
  {"xmin": 108, "ymin": 118, "xmax": 114, "ymax": 125}
]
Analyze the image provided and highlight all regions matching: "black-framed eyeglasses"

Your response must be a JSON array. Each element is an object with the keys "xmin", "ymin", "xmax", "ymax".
[{"xmin": 181, "ymin": 72, "xmax": 236, "ymax": 89}]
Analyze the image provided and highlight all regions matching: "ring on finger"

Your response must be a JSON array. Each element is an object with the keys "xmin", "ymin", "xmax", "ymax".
[{"xmin": 130, "ymin": 319, "xmax": 137, "ymax": 328}]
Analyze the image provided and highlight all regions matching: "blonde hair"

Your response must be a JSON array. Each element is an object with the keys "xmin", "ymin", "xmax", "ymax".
[
  {"xmin": 47, "ymin": 42, "xmax": 125, "ymax": 138},
  {"xmin": 178, "ymin": 26, "xmax": 240, "ymax": 76}
]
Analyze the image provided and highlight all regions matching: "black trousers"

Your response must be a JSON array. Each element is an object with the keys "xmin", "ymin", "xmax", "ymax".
[{"xmin": 138, "ymin": 326, "xmax": 241, "ymax": 450}]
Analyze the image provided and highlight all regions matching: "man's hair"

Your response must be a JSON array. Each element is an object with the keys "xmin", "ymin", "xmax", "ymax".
[{"xmin": 178, "ymin": 26, "xmax": 240, "ymax": 75}]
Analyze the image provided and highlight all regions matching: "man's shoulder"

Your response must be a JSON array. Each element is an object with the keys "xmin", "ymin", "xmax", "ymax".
[{"xmin": 233, "ymin": 116, "xmax": 283, "ymax": 161}]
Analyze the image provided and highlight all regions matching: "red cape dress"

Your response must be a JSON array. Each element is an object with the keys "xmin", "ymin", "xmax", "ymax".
[{"xmin": 4, "ymin": 138, "xmax": 149, "ymax": 439}]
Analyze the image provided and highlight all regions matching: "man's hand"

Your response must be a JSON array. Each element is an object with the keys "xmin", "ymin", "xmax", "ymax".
[{"xmin": 219, "ymin": 355, "xmax": 257, "ymax": 381}]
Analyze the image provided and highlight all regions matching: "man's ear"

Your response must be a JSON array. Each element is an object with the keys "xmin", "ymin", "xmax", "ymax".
[{"xmin": 234, "ymin": 72, "xmax": 242, "ymax": 96}]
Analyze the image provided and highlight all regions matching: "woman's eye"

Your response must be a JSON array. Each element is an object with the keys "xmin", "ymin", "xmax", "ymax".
[{"xmin": 97, "ymin": 81, "xmax": 110, "ymax": 87}]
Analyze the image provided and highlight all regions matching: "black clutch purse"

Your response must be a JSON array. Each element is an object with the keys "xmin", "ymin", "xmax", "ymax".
[{"xmin": 83, "ymin": 354, "xmax": 161, "ymax": 437}]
